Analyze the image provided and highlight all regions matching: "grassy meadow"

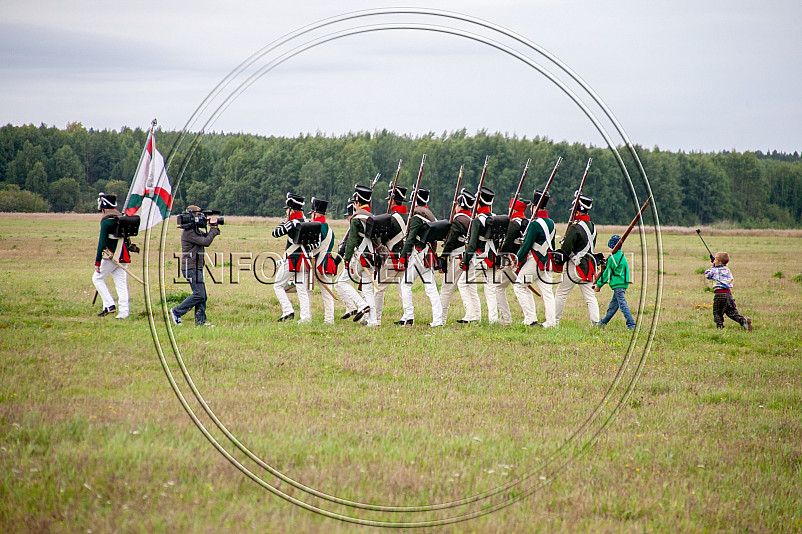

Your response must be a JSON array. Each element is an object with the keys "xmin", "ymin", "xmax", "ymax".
[{"xmin": 0, "ymin": 213, "xmax": 800, "ymax": 532}]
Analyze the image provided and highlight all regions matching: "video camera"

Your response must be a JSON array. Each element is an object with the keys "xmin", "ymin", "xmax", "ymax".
[{"xmin": 176, "ymin": 209, "xmax": 225, "ymax": 230}]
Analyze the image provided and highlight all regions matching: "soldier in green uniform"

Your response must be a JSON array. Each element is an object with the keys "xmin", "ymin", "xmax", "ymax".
[
  {"xmin": 460, "ymin": 187, "xmax": 496, "ymax": 323},
  {"xmin": 513, "ymin": 189, "xmax": 557, "ymax": 327},
  {"xmin": 92, "ymin": 193, "xmax": 130, "ymax": 318},
  {"xmin": 488, "ymin": 197, "xmax": 530, "ymax": 324},
  {"xmin": 374, "ymin": 184, "xmax": 409, "ymax": 325},
  {"xmin": 337, "ymin": 184, "xmax": 377, "ymax": 326},
  {"xmin": 334, "ymin": 201, "xmax": 359, "ymax": 319},
  {"xmin": 308, "ymin": 197, "xmax": 337, "ymax": 325},
  {"xmin": 272, "ymin": 193, "xmax": 310, "ymax": 323},
  {"xmin": 554, "ymin": 193, "xmax": 600, "ymax": 325},
  {"xmin": 398, "ymin": 187, "xmax": 443, "ymax": 327},
  {"xmin": 439, "ymin": 189, "xmax": 481, "ymax": 323}
]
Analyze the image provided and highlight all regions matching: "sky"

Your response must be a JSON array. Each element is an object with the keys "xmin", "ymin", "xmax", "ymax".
[{"xmin": 1, "ymin": 0, "xmax": 800, "ymax": 154}]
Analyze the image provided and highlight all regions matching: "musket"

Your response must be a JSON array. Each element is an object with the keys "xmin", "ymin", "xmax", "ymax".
[
  {"xmin": 386, "ymin": 159, "xmax": 403, "ymax": 213},
  {"xmin": 448, "ymin": 164, "xmax": 465, "ymax": 223},
  {"xmin": 530, "ymin": 156, "xmax": 562, "ymax": 221},
  {"xmin": 612, "ymin": 196, "xmax": 652, "ymax": 255},
  {"xmin": 464, "ymin": 155, "xmax": 490, "ymax": 244},
  {"xmin": 696, "ymin": 228, "xmax": 715, "ymax": 263},
  {"xmin": 508, "ymin": 158, "xmax": 531, "ymax": 217},
  {"xmin": 436, "ymin": 164, "xmax": 466, "ymax": 274},
  {"xmin": 594, "ymin": 196, "xmax": 652, "ymax": 284},
  {"xmin": 404, "ymin": 154, "xmax": 427, "ymax": 237},
  {"xmin": 524, "ymin": 156, "xmax": 562, "ymax": 296},
  {"xmin": 368, "ymin": 172, "xmax": 381, "ymax": 212},
  {"xmin": 568, "ymin": 158, "xmax": 593, "ymax": 224}
]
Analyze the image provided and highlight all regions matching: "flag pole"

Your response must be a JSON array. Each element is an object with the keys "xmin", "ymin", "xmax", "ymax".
[{"xmin": 123, "ymin": 119, "xmax": 157, "ymax": 213}]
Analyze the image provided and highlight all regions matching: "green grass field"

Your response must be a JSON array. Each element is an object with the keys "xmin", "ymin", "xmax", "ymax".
[{"xmin": 1, "ymin": 213, "xmax": 800, "ymax": 532}]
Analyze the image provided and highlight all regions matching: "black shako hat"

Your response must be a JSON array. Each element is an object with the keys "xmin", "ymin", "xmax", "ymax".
[
  {"xmin": 353, "ymin": 184, "xmax": 372, "ymax": 205},
  {"xmin": 477, "ymin": 186, "xmax": 495, "ymax": 206},
  {"xmin": 310, "ymin": 197, "xmax": 328, "ymax": 215},
  {"xmin": 97, "ymin": 192, "xmax": 117, "ymax": 212},
  {"xmin": 385, "ymin": 183, "xmax": 408, "ymax": 203},
  {"xmin": 285, "ymin": 192, "xmax": 305, "ymax": 211},
  {"xmin": 410, "ymin": 187, "xmax": 430, "ymax": 205},
  {"xmin": 456, "ymin": 188, "xmax": 476, "ymax": 210},
  {"xmin": 532, "ymin": 189, "xmax": 551, "ymax": 209},
  {"xmin": 573, "ymin": 191, "xmax": 592, "ymax": 212}
]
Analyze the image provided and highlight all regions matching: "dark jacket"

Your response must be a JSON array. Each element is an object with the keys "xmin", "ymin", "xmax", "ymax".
[
  {"xmin": 401, "ymin": 206, "xmax": 436, "ymax": 257},
  {"xmin": 181, "ymin": 226, "xmax": 220, "ymax": 271}
]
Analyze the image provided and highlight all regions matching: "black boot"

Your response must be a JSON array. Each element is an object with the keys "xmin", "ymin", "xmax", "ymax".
[{"xmin": 98, "ymin": 305, "xmax": 116, "ymax": 317}]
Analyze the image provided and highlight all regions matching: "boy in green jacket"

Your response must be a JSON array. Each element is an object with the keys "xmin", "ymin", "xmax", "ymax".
[{"xmin": 594, "ymin": 234, "xmax": 635, "ymax": 330}]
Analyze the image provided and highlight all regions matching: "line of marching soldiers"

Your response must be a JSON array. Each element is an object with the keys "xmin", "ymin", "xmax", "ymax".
[{"xmin": 271, "ymin": 159, "xmax": 607, "ymax": 328}]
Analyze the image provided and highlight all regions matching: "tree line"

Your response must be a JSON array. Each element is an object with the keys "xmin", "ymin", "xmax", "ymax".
[{"xmin": 1, "ymin": 122, "xmax": 800, "ymax": 228}]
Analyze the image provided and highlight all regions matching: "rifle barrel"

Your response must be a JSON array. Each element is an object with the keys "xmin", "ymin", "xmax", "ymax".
[
  {"xmin": 611, "ymin": 196, "xmax": 651, "ymax": 255},
  {"xmin": 465, "ymin": 155, "xmax": 490, "ymax": 247},
  {"xmin": 404, "ymin": 154, "xmax": 427, "ymax": 236},
  {"xmin": 386, "ymin": 159, "xmax": 402, "ymax": 212},
  {"xmin": 531, "ymin": 156, "xmax": 562, "ymax": 220},
  {"xmin": 449, "ymin": 164, "xmax": 465, "ymax": 222},
  {"xmin": 568, "ymin": 158, "xmax": 592, "ymax": 223},
  {"xmin": 509, "ymin": 158, "xmax": 531, "ymax": 217}
]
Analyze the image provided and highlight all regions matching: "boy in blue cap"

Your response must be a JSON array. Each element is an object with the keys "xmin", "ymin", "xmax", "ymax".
[{"xmin": 594, "ymin": 234, "xmax": 636, "ymax": 330}]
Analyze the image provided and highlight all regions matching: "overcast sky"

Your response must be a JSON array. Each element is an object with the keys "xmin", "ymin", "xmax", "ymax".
[{"xmin": 1, "ymin": 0, "xmax": 800, "ymax": 154}]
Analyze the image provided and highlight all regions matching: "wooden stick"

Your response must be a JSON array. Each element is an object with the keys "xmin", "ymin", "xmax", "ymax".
[{"xmin": 102, "ymin": 249, "xmax": 144, "ymax": 285}]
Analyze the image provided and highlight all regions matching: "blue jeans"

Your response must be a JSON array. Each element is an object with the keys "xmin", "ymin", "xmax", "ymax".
[
  {"xmin": 599, "ymin": 287, "xmax": 635, "ymax": 329},
  {"xmin": 174, "ymin": 269, "xmax": 207, "ymax": 325}
]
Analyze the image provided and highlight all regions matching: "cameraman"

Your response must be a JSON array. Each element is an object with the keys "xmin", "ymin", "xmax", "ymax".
[{"xmin": 171, "ymin": 205, "xmax": 220, "ymax": 327}]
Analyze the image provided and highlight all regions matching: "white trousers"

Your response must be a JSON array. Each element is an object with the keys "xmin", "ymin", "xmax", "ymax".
[
  {"xmin": 335, "ymin": 258, "xmax": 377, "ymax": 325},
  {"xmin": 314, "ymin": 269, "xmax": 335, "ymax": 324},
  {"xmin": 467, "ymin": 260, "xmax": 497, "ymax": 322},
  {"xmin": 513, "ymin": 258, "xmax": 556, "ymax": 326},
  {"xmin": 440, "ymin": 256, "xmax": 481, "ymax": 322},
  {"xmin": 274, "ymin": 259, "xmax": 311, "ymax": 322},
  {"xmin": 374, "ymin": 260, "xmax": 406, "ymax": 324},
  {"xmin": 400, "ymin": 250, "xmax": 442, "ymax": 325},
  {"xmin": 554, "ymin": 264, "xmax": 600, "ymax": 324},
  {"xmin": 335, "ymin": 268, "xmax": 357, "ymax": 314},
  {"xmin": 488, "ymin": 265, "xmax": 517, "ymax": 325},
  {"xmin": 92, "ymin": 259, "xmax": 129, "ymax": 316}
]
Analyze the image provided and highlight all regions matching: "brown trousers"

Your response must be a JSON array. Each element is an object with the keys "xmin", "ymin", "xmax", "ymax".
[{"xmin": 713, "ymin": 291, "xmax": 745, "ymax": 328}]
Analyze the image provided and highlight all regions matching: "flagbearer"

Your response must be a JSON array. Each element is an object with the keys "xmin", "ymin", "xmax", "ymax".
[
  {"xmin": 93, "ymin": 193, "xmax": 130, "ymax": 319},
  {"xmin": 171, "ymin": 205, "xmax": 221, "ymax": 327},
  {"xmin": 272, "ymin": 193, "xmax": 311, "ymax": 323},
  {"xmin": 514, "ymin": 189, "xmax": 557, "ymax": 327},
  {"xmin": 308, "ymin": 197, "xmax": 337, "ymax": 325}
]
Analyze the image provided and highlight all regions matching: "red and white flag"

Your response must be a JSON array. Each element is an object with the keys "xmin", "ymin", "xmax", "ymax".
[{"xmin": 123, "ymin": 120, "xmax": 172, "ymax": 232}]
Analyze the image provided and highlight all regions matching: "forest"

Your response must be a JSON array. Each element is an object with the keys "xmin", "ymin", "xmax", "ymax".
[{"xmin": 1, "ymin": 122, "xmax": 800, "ymax": 227}]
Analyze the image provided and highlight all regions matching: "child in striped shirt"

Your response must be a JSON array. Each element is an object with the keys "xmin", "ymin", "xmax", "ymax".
[{"xmin": 704, "ymin": 251, "xmax": 752, "ymax": 331}]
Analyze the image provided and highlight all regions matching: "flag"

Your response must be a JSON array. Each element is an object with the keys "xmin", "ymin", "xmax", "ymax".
[{"xmin": 123, "ymin": 123, "xmax": 173, "ymax": 232}]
